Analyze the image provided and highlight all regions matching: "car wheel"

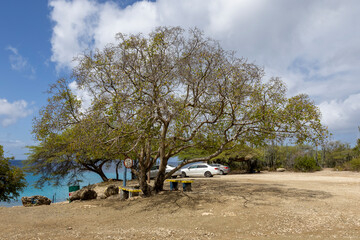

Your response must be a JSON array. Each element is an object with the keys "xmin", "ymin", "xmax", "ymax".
[
  {"xmin": 220, "ymin": 170, "xmax": 224, "ymax": 175},
  {"xmin": 204, "ymin": 171, "xmax": 212, "ymax": 177},
  {"xmin": 181, "ymin": 172, "xmax": 187, "ymax": 178}
]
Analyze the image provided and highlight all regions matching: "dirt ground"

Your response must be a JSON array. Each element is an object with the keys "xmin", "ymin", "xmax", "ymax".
[{"xmin": 1, "ymin": 169, "xmax": 360, "ymax": 240}]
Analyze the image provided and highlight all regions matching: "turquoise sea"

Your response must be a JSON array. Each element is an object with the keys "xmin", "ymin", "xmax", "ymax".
[{"xmin": 0, "ymin": 160, "xmax": 132, "ymax": 207}]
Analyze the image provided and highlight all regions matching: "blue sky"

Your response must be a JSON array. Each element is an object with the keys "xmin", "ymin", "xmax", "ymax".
[{"xmin": 1, "ymin": 0, "xmax": 360, "ymax": 159}]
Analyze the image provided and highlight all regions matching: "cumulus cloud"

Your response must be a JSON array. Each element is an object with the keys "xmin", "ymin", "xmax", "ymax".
[
  {"xmin": 0, "ymin": 99, "xmax": 33, "ymax": 127},
  {"xmin": 48, "ymin": 0, "xmax": 360, "ymax": 142},
  {"xmin": 319, "ymin": 94, "xmax": 360, "ymax": 133},
  {"xmin": 6, "ymin": 46, "xmax": 36, "ymax": 78}
]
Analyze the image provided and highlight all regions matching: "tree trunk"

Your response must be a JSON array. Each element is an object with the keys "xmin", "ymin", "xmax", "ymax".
[
  {"xmin": 153, "ymin": 171, "xmax": 165, "ymax": 193},
  {"xmin": 153, "ymin": 156, "xmax": 168, "ymax": 192},
  {"xmin": 139, "ymin": 170, "xmax": 151, "ymax": 197},
  {"xmin": 82, "ymin": 163, "xmax": 109, "ymax": 182},
  {"xmin": 115, "ymin": 160, "xmax": 122, "ymax": 180},
  {"xmin": 96, "ymin": 169, "xmax": 109, "ymax": 182}
]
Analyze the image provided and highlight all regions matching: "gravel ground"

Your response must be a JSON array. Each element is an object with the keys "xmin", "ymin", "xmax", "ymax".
[{"xmin": 1, "ymin": 169, "xmax": 360, "ymax": 239}]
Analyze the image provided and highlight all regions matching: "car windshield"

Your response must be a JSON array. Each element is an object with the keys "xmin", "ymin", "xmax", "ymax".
[{"xmin": 210, "ymin": 164, "xmax": 219, "ymax": 167}]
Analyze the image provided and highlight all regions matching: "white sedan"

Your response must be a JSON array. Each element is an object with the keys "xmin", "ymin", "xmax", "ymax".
[
  {"xmin": 181, "ymin": 163, "xmax": 221, "ymax": 178},
  {"xmin": 149, "ymin": 164, "xmax": 181, "ymax": 179}
]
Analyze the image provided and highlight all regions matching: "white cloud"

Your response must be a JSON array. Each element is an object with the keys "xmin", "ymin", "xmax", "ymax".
[
  {"xmin": 0, "ymin": 137, "xmax": 29, "ymax": 159},
  {"xmin": 0, "ymin": 99, "xmax": 33, "ymax": 127},
  {"xmin": 68, "ymin": 81, "xmax": 93, "ymax": 112},
  {"xmin": 319, "ymin": 94, "xmax": 360, "ymax": 133},
  {"xmin": 49, "ymin": 0, "xmax": 360, "ymax": 143},
  {"xmin": 6, "ymin": 46, "xmax": 36, "ymax": 78}
]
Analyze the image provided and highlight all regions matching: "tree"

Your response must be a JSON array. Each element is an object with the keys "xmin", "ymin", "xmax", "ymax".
[
  {"xmin": 33, "ymin": 27, "xmax": 328, "ymax": 196},
  {"xmin": 321, "ymin": 140, "xmax": 352, "ymax": 167},
  {"xmin": 179, "ymin": 143, "xmax": 263, "ymax": 173},
  {"xmin": 27, "ymin": 110, "xmax": 131, "ymax": 187},
  {"xmin": 0, "ymin": 145, "xmax": 27, "ymax": 202}
]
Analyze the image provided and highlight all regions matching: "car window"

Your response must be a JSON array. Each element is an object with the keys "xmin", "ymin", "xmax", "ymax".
[
  {"xmin": 189, "ymin": 165, "xmax": 197, "ymax": 169},
  {"xmin": 151, "ymin": 166, "xmax": 159, "ymax": 170},
  {"xmin": 167, "ymin": 164, "xmax": 175, "ymax": 168},
  {"xmin": 210, "ymin": 164, "xmax": 219, "ymax": 167},
  {"xmin": 197, "ymin": 165, "xmax": 208, "ymax": 168}
]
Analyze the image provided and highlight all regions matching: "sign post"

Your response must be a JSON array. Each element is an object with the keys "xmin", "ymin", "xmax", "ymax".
[{"xmin": 123, "ymin": 158, "xmax": 133, "ymax": 187}]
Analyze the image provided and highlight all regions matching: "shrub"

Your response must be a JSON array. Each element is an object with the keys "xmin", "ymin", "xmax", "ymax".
[
  {"xmin": 294, "ymin": 155, "xmax": 321, "ymax": 172},
  {"xmin": 347, "ymin": 157, "xmax": 360, "ymax": 171}
]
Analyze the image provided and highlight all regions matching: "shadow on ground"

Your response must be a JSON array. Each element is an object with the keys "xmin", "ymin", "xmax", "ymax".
[{"xmin": 98, "ymin": 178, "xmax": 332, "ymax": 213}]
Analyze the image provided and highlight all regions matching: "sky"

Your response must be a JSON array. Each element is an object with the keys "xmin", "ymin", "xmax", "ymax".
[{"xmin": 1, "ymin": 0, "xmax": 360, "ymax": 159}]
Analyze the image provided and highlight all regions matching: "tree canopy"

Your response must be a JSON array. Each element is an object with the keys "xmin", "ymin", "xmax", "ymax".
[
  {"xmin": 31, "ymin": 27, "xmax": 328, "ymax": 195},
  {"xmin": 0, "ymin": 145, "xmax": 27, "ymax": 202}
]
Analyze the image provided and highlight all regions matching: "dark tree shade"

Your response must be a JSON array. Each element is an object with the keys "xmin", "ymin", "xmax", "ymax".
[{"xmin": 0, "ymin": 145, "xmax": 27, "ymax": 202}]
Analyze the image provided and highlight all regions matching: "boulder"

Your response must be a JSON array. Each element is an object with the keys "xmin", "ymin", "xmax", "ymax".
[
  {"xmin": 104, "ymin": 185, "xmax": 119, "ymax": 197},
  {"xmin": 21, "ymin": 195, "xmax": 51, "ymax": 207},
  {"xmin": 276, "ymin": 168, "xmax": 286, "ymax": 172},
  {"xmin": 70, "ymin": 186, "xmax": 97, "ymax": 201}
]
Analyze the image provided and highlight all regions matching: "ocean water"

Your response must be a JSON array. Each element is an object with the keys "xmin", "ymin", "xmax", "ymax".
[{"xmin": 0, "ymin": 160, "xmax": 132, "ymax": 207}]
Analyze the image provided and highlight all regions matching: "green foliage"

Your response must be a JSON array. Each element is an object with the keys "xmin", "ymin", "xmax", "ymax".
[
  {"xmin": 321, "ymin": 141, "xmax": 352, "ymax": 168},
  {"xmin": 33, "ymin": 26, "xmax": 329, "ymax": 195},
  {"xmin": 293, "ymin": 155, "xmax": 321, "ymax": 172},
  {"xmin": 0, "ymin": 145, "xmax": 27, "ymax": 202},
  {"xmin": 26, "ymin": 119, "xmax": 129, "ymax": 187},
  {"xmin": 344, "ymin": 157, "xmax": 360, "ymax": 171}
]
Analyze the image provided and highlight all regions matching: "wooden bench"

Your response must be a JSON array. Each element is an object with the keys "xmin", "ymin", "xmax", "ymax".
[
  {"xmin": 119, "ymin": 187, "xmax": 142, "ymax": 200},
  {"xmin": 166, "ymin": 179, "xmax": 194, "ymax": 191}
]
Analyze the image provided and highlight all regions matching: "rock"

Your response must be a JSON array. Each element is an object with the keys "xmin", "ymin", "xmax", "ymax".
[
  {"xmin": 276, "ymin": 168, "xmax": 286, "ymax": 172},
  {"xmin": 21, "ymin": 195, "xmax": 51, "ymax": 207},
  {"xmin": 80, "ymin": 189, "xmax": 97, "ymax": 200},
  {"xmin": 70, "ymin": 186, "xmax": 97, "ymax": 201},
  {"xmin": 104, "ymin": 185, "xmax": 119, "ymax": 197}
]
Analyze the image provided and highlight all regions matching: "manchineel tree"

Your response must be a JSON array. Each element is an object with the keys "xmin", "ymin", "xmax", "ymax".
[
  {"xmin": 0, "ymin": 145, "xmax": 27, "ymax": 202},
  {"xmin": 32, "ymin": 27, "xmax": 328, "ymax": 196}
]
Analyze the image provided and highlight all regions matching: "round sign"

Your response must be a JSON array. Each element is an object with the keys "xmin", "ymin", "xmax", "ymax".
[{"xmin": 124, "ymin": 158, "xmax": 133, "ymax": 168}]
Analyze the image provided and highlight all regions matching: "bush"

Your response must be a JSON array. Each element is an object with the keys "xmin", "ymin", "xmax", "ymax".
[
  {"xmin": 347, "ymin": 157, "xmax": 360, "ymax": 171},
  {"xmin": 294, "ymin": 156, "xmax": 321, "ymax": 172},
  {"xmin": 0, "ymin": 159, "xmax": 27, "ymax": 202}
]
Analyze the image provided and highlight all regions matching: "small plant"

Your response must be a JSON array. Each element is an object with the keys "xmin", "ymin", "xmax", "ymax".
[{"xmin": 294, "ymin": 155, "xmax": 321, "ymax": 172}]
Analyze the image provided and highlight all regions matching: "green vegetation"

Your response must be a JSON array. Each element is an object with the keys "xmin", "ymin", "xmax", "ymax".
[
  {"xmin": 29, "ymin": 27, "xmax": 328, "ymax": 196},
  {"xmin": 347, "ymin": 158, "xmax": 360, "ymax": 171},
  {"xmin": 294, "ymin": 155, "xmax": 321, "ymax": 172},
  {"xmin": 0, "ymin": 145, "xmax": 27, "ymax": 202}
]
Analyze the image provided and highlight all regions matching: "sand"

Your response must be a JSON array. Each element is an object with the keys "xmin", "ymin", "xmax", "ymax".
[{"xmin": 1, "ymin": 169, "xmax": 360, "ymax": 240}]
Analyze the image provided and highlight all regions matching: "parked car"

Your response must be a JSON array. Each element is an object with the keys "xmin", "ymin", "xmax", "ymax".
[
  {"xmin": 149, "ymin": 164, "xmax": 181, "ymax": 179},
  {"xmin": 181, "ymin": 163, "xmax": 221, "ymax": 178},
  {"xmin": 210, "ymin": 164, "xmax": 230, "ymax": 175}
]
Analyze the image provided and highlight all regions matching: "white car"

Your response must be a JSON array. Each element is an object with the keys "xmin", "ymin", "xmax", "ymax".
[
  {"xmin": 210, "ymin": 164, "xmax": 230, "ymax": 175},
  {"xmin": 181, "ymin": 163, "xmax": 221, "ymax": 178},
  {"xmin": 149, "ymin": 164, "xmax": 181, "ymax": 179}
]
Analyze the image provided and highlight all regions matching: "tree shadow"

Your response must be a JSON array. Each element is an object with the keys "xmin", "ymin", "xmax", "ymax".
[{"xmin": 99, "ymin": 179, "xmax": 332, "ymax": 212}]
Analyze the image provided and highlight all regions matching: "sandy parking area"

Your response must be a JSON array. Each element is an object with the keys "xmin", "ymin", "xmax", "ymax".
[{"xmin": 1, "ymin": 169, "xmax": 360, "ymax": 239}]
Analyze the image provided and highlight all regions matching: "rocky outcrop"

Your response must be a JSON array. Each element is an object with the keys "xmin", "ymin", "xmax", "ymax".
[
  {"xmin": 69, "ymin": 186, "xmax": 97, "ymax": 201},
  {"xmin": 21, "ymin": 195, "xmax": 51, "ymax": 207},
  {"xmin": 104, "ymin": 185, "xmax": 119, "ymax": 197}
]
